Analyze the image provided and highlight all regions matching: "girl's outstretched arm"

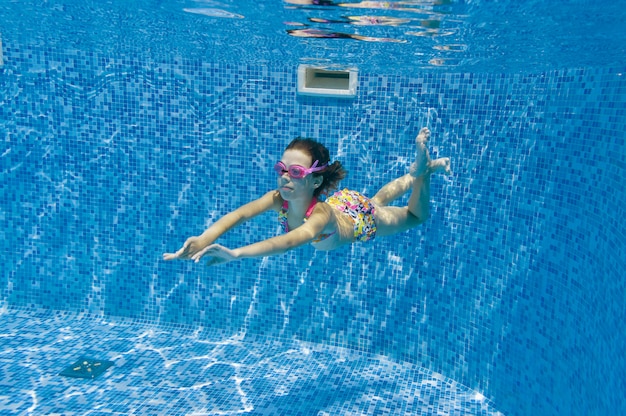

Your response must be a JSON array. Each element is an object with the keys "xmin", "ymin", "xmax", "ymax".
[
  {"xmin": 163, "ymin": 190, "xmax": 282, "ymax": 261},
  {"xmin": 192, "ymin": 202, "xmax": 333, "ymax": 265}
]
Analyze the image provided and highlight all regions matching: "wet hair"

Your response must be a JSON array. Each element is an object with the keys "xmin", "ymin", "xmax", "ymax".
[{"xmin": 285, "ymin": 137, "xmax": 347, "ymax": 198}]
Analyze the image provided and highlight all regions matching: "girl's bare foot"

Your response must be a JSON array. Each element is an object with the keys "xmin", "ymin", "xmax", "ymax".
[{"xmin": 428, "ymin": 157, "xmax": 452, "ymax": 175}]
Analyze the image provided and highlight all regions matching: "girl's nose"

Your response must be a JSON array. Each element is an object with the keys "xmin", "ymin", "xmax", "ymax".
[{"xmin": 278, "ymin": 173, "xmax": 289, "ymax": 185}]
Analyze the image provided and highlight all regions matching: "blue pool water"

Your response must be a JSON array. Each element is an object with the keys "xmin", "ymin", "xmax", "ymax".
[{"xmin": 1, "ymin": 0, "xmax": 625, "ymax": 415}]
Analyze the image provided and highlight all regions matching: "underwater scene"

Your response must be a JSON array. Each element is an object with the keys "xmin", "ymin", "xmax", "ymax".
[{"xmin": 1, "ymin": 0, "xmax": 625, "ymax": 415}]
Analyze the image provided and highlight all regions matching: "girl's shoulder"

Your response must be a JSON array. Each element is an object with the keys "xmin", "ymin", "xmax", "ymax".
[{"xmin": 263, "ymin": 190, "xmax": 284, "ymax": 212}]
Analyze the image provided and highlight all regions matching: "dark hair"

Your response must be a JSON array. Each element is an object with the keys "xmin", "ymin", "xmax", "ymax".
[{"xmin": 285, "ymin": 137, "xmax": 347, "ymax": 198}]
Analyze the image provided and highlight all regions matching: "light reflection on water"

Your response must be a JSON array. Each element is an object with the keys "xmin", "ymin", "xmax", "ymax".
[{"xmin": 1, "ymin": 0, "xmax": 624, "ymax": 73}]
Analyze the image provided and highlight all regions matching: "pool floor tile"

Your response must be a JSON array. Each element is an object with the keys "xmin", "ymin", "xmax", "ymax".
[{"xmin": 0, "ymin": 308, "xmax": 502, "ymax": 415}]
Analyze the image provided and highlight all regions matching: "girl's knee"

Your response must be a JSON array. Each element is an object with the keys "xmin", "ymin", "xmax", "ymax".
[{"xmin": 407, "ymin": 209, "xmax": 428, "ymax": 226}]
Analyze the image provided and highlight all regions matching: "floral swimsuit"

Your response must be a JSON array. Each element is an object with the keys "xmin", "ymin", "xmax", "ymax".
[{"xmin": 278, "ymin": 189, "xmax": 377, "ymax": 243}]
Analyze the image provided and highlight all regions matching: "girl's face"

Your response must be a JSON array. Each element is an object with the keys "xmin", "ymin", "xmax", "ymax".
[{"xmin": 276, "ymin": 149, "xmax": 320, "ymax": 201}]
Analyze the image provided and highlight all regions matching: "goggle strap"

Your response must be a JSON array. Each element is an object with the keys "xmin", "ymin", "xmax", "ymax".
[{"xmin": 308, "ymin": 160, "xmax": 327, "ymax": 173}]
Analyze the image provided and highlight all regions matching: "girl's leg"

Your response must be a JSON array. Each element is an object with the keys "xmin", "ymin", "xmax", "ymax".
[
  {"xmin": 373, "ymin": 173, "xmax": 431, "ymax": 237},
  {"xmin": 371, "ymin": 127, "xmax": 436, "ymax": 207},
  {"xmin": 372, "ymin": 128, "xmax": 450, "ymax": 237},
  {"xmin": 407, "ymin": 156, "xmax": 450, "ymax": 220},
  {"xmin": 371, "ymin": 173, "xmax": 414, "ymax": 206}
]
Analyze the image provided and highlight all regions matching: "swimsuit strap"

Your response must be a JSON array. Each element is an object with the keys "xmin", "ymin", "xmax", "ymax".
[
  {"xmin": 304, "ymin": 199, "xmax": 318, "ymax": 217},
  {"xmin": 279, "ymin": 199, "xmax": 318, "ymax": 232},
  {"xmin": 282, "ymin": 199, "xmax": 318, "ymax": 217}
]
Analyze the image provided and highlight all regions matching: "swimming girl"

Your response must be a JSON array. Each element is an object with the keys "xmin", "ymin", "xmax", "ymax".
[{"xmin": 163, "ymin": 128, "xmax": 451, "ymax": 266}]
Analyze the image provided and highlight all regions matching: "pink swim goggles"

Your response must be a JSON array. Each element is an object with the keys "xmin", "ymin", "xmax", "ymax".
[{"xmin": 274, "ymin": 160, "xmax": 327, "ymax": 179}]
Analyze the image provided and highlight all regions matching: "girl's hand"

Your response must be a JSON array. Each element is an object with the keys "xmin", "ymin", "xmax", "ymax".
[
  {"xmin": 163, "ymin": 236, "xmax": 209, "ymax": 261},
  {"xmin": 191, "ymin": 244, "xmax": 239, "ymax": 266}
]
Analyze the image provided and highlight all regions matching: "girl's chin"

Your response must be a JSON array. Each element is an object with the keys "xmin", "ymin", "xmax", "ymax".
[{"xmin": 278, "ymin": 188, "xmax": 292, "ymax": 198}]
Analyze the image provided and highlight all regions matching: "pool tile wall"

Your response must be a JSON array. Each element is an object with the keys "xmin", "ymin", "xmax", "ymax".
[{"xmin": 1, "ymin": 44, "xmax": 624, "ymax": 415}]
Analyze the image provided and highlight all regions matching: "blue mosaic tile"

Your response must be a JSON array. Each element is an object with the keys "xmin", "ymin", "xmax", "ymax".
[{"xmin": 0, "ymin": 308, "xmax": 501, "ymax": 415}]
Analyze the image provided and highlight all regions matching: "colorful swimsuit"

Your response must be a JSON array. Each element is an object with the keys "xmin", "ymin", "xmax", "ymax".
[
  {"xmin": 326, "ymin": 189, "xmax": 377, "ymax": 242},
  {"xmin": 278, "ymin": 189, "xmax": 377, "ymax": 243}
]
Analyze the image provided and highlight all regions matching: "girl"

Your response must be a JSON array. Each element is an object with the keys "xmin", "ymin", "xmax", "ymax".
[{"xmin": 163, "ymin": 128, "xmax": 450, "ymax": 266}]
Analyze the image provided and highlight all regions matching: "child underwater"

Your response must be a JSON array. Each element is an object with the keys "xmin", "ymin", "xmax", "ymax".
[{"xmin": 163, "ymin": 128, "xmax": 451, "ymax": 266}]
